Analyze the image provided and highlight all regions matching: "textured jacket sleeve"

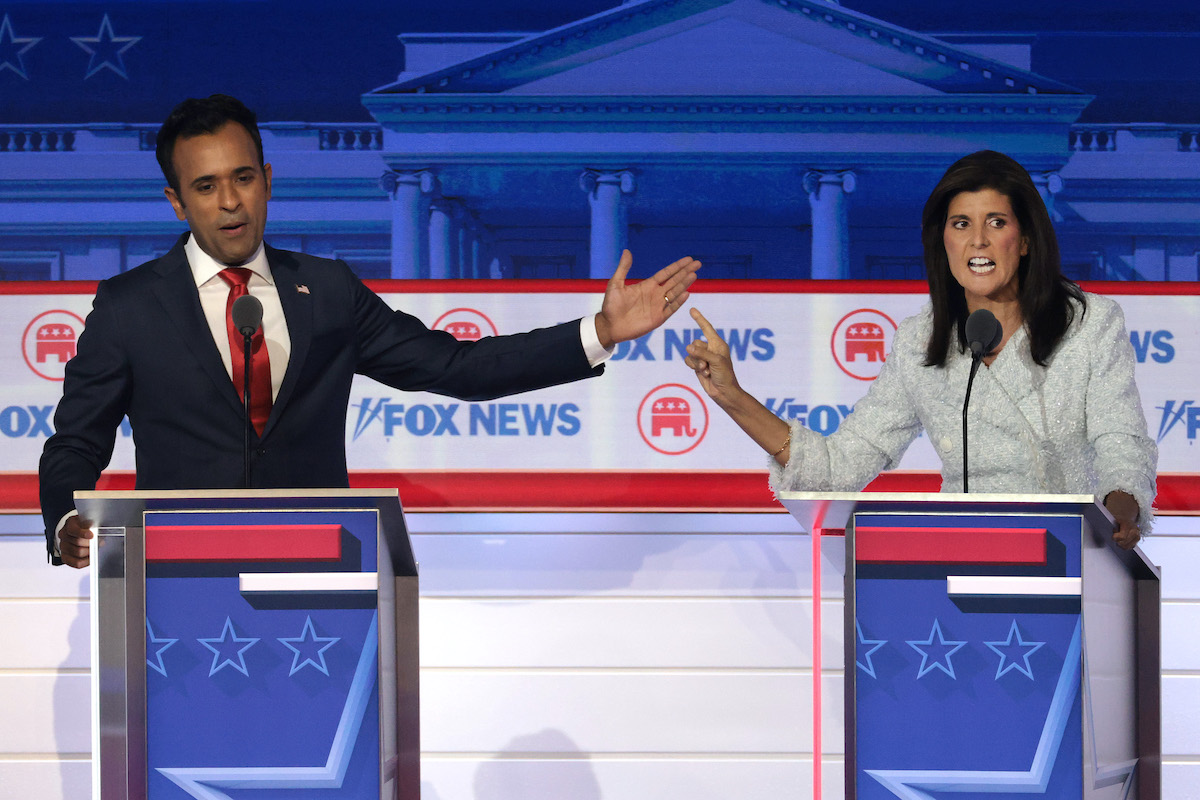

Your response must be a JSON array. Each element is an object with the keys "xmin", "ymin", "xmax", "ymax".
[
  {"xmin": 1084, "ymin": 297, "xmax": 1158, "ymax": 531},
  {"xmin": 769, "ymin": 314, "xmax": 925, "ymax": 492}
]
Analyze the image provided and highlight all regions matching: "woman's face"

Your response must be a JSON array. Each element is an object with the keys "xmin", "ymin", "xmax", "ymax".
[{"xmin": 942, "ymin": 188, "xmax": 1029, "ymax": 309}]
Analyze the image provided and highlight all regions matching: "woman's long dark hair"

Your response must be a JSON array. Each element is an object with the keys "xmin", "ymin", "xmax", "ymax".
[{"xmin": 921, "ymin": 150, "xmax": 1084, "ymax": 367}]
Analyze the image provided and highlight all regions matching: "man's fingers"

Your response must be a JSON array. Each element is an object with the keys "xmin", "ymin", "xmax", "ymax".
[
  {"xmin": 665, "ymin": 290, "xmax": 691, "ymax": 313},
  {"xmin": 663, "ymin": 270, "xmax": 698, "ymax": 296},
  {"xmin": 653, "ymin": 256, "xmax": 698, "ymax": 284},
  {"xmin": 609, "ymin": 249, "xmax": 634, "ymax": 287}
]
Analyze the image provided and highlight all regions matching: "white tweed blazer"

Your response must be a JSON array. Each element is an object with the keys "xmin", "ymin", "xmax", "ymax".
[{"xmin": 770, "ymin": 292, "xmax": 1158, "ymax": 529}]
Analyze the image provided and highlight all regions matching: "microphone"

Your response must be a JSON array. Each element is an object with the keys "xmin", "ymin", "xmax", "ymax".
[
  {"xmin": 231, "ymin": 294, "xmax": 263, "ymax": 489},
  {"xmin": 231, "ymin": 294, "xmax": 263, "ymax": 338},
  {"xmin": 965, "ymin": 308, "xmax": 1002, "ymax": 360},
  {"xmin": 962, "ymin": 309, "xmax": 1002, "ymax": 493}
]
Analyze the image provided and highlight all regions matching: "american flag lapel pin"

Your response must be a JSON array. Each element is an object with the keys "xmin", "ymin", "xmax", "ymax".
[{"xmin": 296, "ymin": 284, "xmax": 310, "ymax": 295}]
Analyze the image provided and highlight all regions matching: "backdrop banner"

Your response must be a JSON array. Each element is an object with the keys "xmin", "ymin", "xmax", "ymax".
[{"xmin": 3, "ymin": 280, "xmax": 1196, "ymax": 507}]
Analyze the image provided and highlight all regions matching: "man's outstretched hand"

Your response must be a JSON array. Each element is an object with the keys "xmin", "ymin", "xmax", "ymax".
[{"xmin": 594, "ymin": 250, "xmax": 700, "ymax": 349}]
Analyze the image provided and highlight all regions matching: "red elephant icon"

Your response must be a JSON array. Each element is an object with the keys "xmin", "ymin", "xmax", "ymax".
[
  {"xmin": 445, "ymin": 322, "xmax": 482, "ymax": 341},
  {"xmin": 651, "ymin": 397, "xmax": 696, "ymax": 437},
  {"xmin": 844, "ymin": 323, "xmax": 885, "ymax": 362},
  {"xmin": 36, "ymin": 323, "xmax": 76, "ymax": 363}
]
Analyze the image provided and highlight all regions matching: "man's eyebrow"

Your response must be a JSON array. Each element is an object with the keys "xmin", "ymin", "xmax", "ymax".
[{"xmin": 188, "ymin": 166, "xmax": 257, "ymax": 188}]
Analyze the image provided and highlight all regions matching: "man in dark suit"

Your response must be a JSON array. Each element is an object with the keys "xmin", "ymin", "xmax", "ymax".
[{"xmin": 41, "ymin": 94, "xmax": 699, "ymax": 567}]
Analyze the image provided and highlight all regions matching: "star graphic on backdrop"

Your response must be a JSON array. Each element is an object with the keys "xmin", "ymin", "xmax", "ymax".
[
  {"xmin": 855, "ymin": 619, "xmax": 887, "ymax": 678},
  {"xmin": 867, "ymin": 620, "xmax": 1084, "ymax": 798},
  {"xmin": 145, "ymin": 618, "xmax": 178, "ymax": 678},
  {"xmin": 198, "ymin": 617, "xmax": 260, "ymax": 677},
  {"xmin": 0, "ymin": 15, "xmax": 41, "ymax": 80},
  {"xmin": 984, "ymin": 619, "xmax": 1046, "ymax": 680},
  {"xmin": 158, "ymin": 612, "xmax": 380, "ymax": 799},
  {"xmin": 278, "ymin": 616, "xmax": 340, "ymax": 676},
  {"xmin": 906, "ymin": 619, "xmax": 966, "ymax": 679},
  {"xmin": 70, "ymin": 14, "xmax": 140, "ymax": 79}
]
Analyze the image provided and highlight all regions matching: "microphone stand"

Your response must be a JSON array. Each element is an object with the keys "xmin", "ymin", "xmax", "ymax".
[
  {"xmin": 962, "ymin": 353, "xmax": 983, "ymax": 493},
  {"xmin": 241, "ymin": 329, "xmax": 253, "ymax": 489}
]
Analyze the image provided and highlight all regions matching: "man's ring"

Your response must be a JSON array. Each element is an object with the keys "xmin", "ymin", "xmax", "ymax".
[{"xmin": 664, "ymin": 295, "xmax": 671, "ymax": 305}]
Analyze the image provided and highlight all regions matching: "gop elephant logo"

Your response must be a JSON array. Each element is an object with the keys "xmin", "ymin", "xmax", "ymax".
[
  {"xmin": 831, "ymin": 308, "xmax": 898, "ymax": 381},
  {"xmin": 637, "ymin": 383, "xmax": 708, "ymax": 455},
  {"xmin": 432, "ymin": 307, "xmax": 498, "ymax": 341},
  {"xmin": 23, "ymin": 309, "xmax": 86, "ymax": 382}
]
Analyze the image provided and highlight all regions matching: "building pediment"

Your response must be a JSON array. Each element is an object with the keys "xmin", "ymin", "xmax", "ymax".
[{"xmin": 369, "ymin": 0, "xmax": 1082, "ymax": 99}]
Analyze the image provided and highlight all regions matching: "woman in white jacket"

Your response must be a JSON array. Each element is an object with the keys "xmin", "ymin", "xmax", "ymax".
[{"xmin": 685, "ymin": 150, "xmax": 1156, "ymax": 549}]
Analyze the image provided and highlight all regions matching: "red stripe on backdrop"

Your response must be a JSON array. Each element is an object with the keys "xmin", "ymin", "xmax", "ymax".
[
  {"xmin": 0, "ymin": 281, "xmax": 106, "ymax": 295},
  {"xmin": 3, "ymin": 279, "xmax": 1197, "ymax": 297},
  {"xmin": 3, "ymin": 471, "xmax": 1196, "ymax": 515},
  {"xmin": 146, "ymin": 524, "xmax": 343, "ymax": 562},
  {"xmin": 855, "ymin": 526, "xmax": 1048, "ymax": 565}
]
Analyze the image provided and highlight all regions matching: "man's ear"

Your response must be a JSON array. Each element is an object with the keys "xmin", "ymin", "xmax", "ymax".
[
  {"xmin": 263, "ymin": 162, "xmax": 272, "ymax": 200},
  {"xmin": 164, "ymin": 186, "xmax": 187, "ymax": 222}
]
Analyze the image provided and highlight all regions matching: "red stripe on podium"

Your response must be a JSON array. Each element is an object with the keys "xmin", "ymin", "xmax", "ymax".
[
  {"xmin": 855, "ymin": 526, "xmax": 1047, "ymax": 565},
  {"xmin": 145, "ymin": 524, "xmax": 343, "ymax": 562}
]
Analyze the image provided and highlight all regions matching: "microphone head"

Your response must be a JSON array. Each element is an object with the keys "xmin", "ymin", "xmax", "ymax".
[
  {"xmin": 965, "ymin": 308, "xmax": 1002, "ymax": 359},
  {"xmin": 231, "ymin": 294, "xmax": 264, "ymax": 337}
]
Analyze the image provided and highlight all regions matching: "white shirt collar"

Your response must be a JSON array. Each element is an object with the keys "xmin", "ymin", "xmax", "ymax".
[{"xmin": 184, "ymin": 233, "xmax": 272, "ymax": 288}]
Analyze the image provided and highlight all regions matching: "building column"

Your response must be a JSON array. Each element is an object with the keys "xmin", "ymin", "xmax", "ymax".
[
  {"xmin": 580, "ymin": 169, "xmax": 636, "ymax": 279},
  {"xmin": 1033, "ymin": 172, "xmax": 1064, "ymax": 222},
  {"xmin": 429, "ymin": 197, "xmax": 471, "ymax": 280},
  {"xmin": 462, "ymin": 211, "xmax": 491, "ymax": 279},
  {"xmin": 380, "ymin": 169, "xmax": 436, "ymax": 278},
  {"xmin": 804, "ymin": 169, "xmax": 856, "ymax": 279}
]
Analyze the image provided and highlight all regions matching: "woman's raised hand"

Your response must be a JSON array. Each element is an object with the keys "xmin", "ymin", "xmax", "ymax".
[{"xmin": 684, "ymin": 308, "xmax": 742, "ymax": 409}]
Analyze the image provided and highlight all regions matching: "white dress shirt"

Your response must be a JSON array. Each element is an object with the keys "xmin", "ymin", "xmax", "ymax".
[{"xmin": 187, "ymin": 235, "xmax": 290, "ymax": 400}]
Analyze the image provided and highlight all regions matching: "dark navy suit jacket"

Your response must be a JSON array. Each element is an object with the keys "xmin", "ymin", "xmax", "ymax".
[{"xmin": 39, "ymin": 235, "xmax": 601, "ymax": 559}]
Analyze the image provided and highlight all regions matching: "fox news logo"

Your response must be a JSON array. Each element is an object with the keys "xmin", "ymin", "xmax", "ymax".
[
  {"xmin": 765, "ymin": 399, "xmax": 854, "ymax": 435},
  {"xmin": 612, "ymin": 327, "xmax": 775, "ymax": 362},
  {"xmin": 23, "ymin": 310, "xmax": 86, "ymax": 381},
  {"xmin": 351, "ymin": 398, "xmax": 579, "ymax": 440},
  {"xmin": 1129, "ymin": 330, "xmax": 1174, "ymax": 364},
  {"xmin": 1156, "ymin": 400, "xmax": 1199, "ymax": 444}
]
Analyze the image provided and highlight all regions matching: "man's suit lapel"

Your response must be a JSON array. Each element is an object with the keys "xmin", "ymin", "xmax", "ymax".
[
  {"xmin": 264, "ymin": 245, "xmax": 313, "ymax": 437},
  {"xmin": 150, "ymin": 236, "xmax": 245, "ymax": 418}
]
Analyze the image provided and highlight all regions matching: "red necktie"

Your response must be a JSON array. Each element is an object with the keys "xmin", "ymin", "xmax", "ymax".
[{"xmin": 219, "ymin": 268, "xmax": 272, "ymax": 436}]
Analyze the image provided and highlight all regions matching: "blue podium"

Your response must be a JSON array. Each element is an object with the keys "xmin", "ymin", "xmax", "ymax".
[
  {"xmin": 77, "ymin": 489, "xmax": 419, "ymax": 800},
  {"xmin": 780, "ymin": 492, "xmax": 1161, "ymax": 800}
]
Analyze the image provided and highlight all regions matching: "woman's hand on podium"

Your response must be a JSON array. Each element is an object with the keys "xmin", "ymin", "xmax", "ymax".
[{"xmin": 1104, "ymin": 490, "xmax": 1141, "ymax": 550}]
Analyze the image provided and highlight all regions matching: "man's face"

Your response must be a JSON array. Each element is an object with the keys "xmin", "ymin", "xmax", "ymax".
[{"xmin": 164, "ymin": 122, "xmax": 272, "ymax": 266}]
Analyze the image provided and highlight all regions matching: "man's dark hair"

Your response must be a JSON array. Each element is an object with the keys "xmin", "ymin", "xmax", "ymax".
[
  {"xmin": 921, "ymin": 150, "xmax": 1085, "ymax": 368},
  {"xmin": 155, "ymin": 94, "xmax": 264, "ymax": 193}
]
